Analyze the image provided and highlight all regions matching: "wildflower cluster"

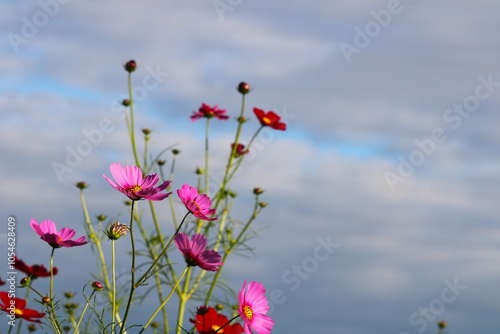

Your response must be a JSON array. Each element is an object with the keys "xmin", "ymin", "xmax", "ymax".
[{"xmin": 0, "ymin": 60, "xmax": 286, "ymax": 334}]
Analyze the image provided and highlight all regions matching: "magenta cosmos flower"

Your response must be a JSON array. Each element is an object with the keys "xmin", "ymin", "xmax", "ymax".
[
  {"xmin": 238, "ymin": 281, "xmax": 274, "ymax": 334},
  {"xmin": 174, "ymin": 233, "xmax": 222, "ymax": 271},
  {"xmin": 191, "ymin": 103, "xmax": 229, "ymax": 121},
  {"xmin": 103, "ymin": 163, "xmax": 171, "ymax": 201},
  {"xmin": 30, "ymin": 219, "xmax": 88, "ymax": 249},
  {"xmin": 177, "ymin": 184, "xmax": 217, "ymax": 221}
]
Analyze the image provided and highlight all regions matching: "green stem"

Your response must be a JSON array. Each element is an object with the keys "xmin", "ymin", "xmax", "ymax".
[
  {"xmin": 72, "ymin": 289, "xmax": 96, "ymax": 334},
  {"xmin": 127, "ymin": 71, "xmax": 141, "ymax": 168},
  {"xmin": 175, "ymin": 266, "xmax": 192, "ymax": 334},
  {"xmin": 135, "ymin": 212, "xmax": 189, "ymax": 289},
  {"xmin": 138, "ymin": 267, "xmax": 189, "ymax": 334},
  {"xmin": 119, "ymin": 200, "xmax": 137, "ymax": 334},
  {"xmin": 226, "ymin": 126, "xmax": 263, "ymax": 182},
  {"xmin": 213, "ymin": 93, "xmax": 247, "ymax": 209},
  {"xmin": 111, "ymin": 239, "xmax": 116, "ymax": 332},
  {"xmin": 204, "ymin": 118, "xmax": 211, "ymax": 194},
  {"xmin": 49, "ymin": 247, "xmax": 63, "ymax": 334}
]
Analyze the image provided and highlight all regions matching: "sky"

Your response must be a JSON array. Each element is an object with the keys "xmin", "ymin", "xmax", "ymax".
[{"xmin": 1, "ymin": 0, "xmax": 500, "ymax": 333}]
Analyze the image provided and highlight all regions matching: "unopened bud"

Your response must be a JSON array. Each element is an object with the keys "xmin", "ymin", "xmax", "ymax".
[
  {"xmin": 237, "ymin": 82, "xmax": 251, "ymax": 95},
  {"xmin": 253, "ymin": 187, "xmax": 264, "ymax": 195},
  {"xmin": 76, "ymin": 181, "xmax": 88, "ymax": 190},
  {"xmin": 121, "ymin": 99, "xmax": 131, "ymax": 107},
  {"xmin": 124, "ymin": 60, "xmax": 137, "ymax": 73},
  {"xmin": 91, "ymin": 281, "xmax": 103, "ymax": 291}
]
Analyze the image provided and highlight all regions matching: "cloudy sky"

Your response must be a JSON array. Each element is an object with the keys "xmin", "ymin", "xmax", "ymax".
[{"xmin": 2, "ymin": 0, "xmax": 500, "ymax": 333}]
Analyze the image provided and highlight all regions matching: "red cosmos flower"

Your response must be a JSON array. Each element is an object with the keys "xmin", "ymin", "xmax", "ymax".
[
  {"xmin": 253, "ymin": 108, "xmax": 286, "ymax": 131},
  {"xmin": 14, "ymin": 257, "xmax": 57, "ymax": 279},
  {"xmin": 191, "ymin": 306, "xmax": 244, "ymax": 334},
  {"xmin": 0, "ymin": 291, "xmax": 45, "ymax": 323},
  {"xmin": 231, "ymin": 143, "xmax": 249, "ymax": 158},
  {"xmin": 191, "ymin": 103, "xmax": 229, "ymax": 121}
]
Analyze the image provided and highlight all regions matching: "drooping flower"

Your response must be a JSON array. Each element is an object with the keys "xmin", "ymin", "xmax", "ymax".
[
  {"xmin": 191, "ymin": 306, "xmax": 244, "ymax": 334},
  {"xmin": 177, "ymin": 184, "xmax": 217, "ymax": 221},
  {"xmin": 191, "ymin": 103, "xmax": 229, "ymax": 121},
  {"xmin": 30, "ymin": 219, "xmax": 88, "ymax": 249},
  {"xmin": 174, "ymin": 233, "xmax": 222, "ymax": 271},
  {"xmin": 14, "ymin": 257, "xmax": 57, "ymax": 278},
  {"xmin": 253, "ymin": 108, "xmax": 286, "ymax": 131},
  {"xmin": 0, "ymin": 291, "xmax": 45, "ymax": 323},
  {"xmin": 238, "ymin": 281, "xmax": 274, "ymax": 334},
  {"xmin": 103, "ymin": 163, "xmax": 171, "ymax": 201},
  {"xmin": 231, "ymin": 143, "xmax": 249, "ymax": 158}
]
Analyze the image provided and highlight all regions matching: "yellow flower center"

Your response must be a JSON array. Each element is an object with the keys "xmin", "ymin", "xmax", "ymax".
[
  {"xmin": 15, "ymin": 308, "xmax": 23, "ymax": 316},
  {"xmin": 130, "ymin": 184, "xmax": 142, "ymax": 194},
  {"xmin": 262, "ymin": 116, "xmax": 271, "ymax": 125},
  {"xmin": 243, "ymin": 305, "xmax": 253, "ymax": 321},
  {"xmin": 212, "ymin": 325, "xmax": 223, "ymax": 333}
]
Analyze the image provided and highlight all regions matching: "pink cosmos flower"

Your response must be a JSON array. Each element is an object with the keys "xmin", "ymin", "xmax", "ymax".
[
  {"xmin": 238, "ymin": 281, "xmax": 274, "ymax": 334},
  {"xmin": 103, "ymin": 163, "xmax": 171, "ymax": 201},
  {"xmin": 177, "ymin": 184, "xmax": 217, "ymax": 221},
  {"xmin": 174, "ymin": 233, "xmax": 222, "ymax": 271},
  {"xmin": 191, "ymin": 103, "xmax": 229, "ymax": 122},
  {"xmin": 30, "ymin": 219, "xmax": 88, "ymax": 249}
]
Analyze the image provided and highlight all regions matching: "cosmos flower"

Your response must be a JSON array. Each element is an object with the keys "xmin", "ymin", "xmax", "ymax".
[
  {"xmin": 177, "ymin": 184, "xmax": 217, "ymax": 221},
  {"xmin": 238, "ymin": 281, "xmax": 274, "ymax": 334},
  {"xmin": 253, "ymin": 108, "xmax": 286, "ymax": 131},
  {"xmin": 0, "ymin": 291, "xmax": 45, "ymax": 323},
  {"xmin": 103, "ymin": 163, "xmax": 171, "ymax": 201},
  {"xmin": 14, "ymin": 257, "xmax": 57, "ymax": 278},
  {"xmin": 174, "ymin": 233, "xmax": 222, "ymax": 271},
  {"xmin": 191, "ymin": 103, "xmax": 229, "ymax": 121},
  {"xmin": 30, "ymin": 219, "xmax": 88, "ymax": 249},
  {"xmin": 191, "ymin": 306, "xmax": 244, "ymax": 334},
  {"xmin": 231, "ymin": 143, "xmax": 249, "ymax": 158}
]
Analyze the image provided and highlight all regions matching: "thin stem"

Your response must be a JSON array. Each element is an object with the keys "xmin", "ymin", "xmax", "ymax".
[
  {"xmin": 72, "ymin": 289, "xmax": 97, "ymax": 334},
  {"xmin": 119, "ymin": 200, "xmax": 137, "ymax": 334},
  {"xmin": 49, "ymin": 247, "xmax": 63, "ymax": 334},
  {"xmin": 213, "ymin": 93, "xmax": 247, "ymax": 209},
  {"xmin": 127, "ymin": 72, "xmax": 141, "ymax": 168},
  {"xmin": 204, "ymin": 118, "xmax": 211, "ymax": 194},
  {"xmin": 138, "ymin": 267, "xmax": 189, "ymax": 334},
  {"xmin": 134, "ymin": 212, "xmax": 190, "ymax": 289},
  {"xmin": 111, "ymin": 239, "xmax": 116, "ymax": 332}
]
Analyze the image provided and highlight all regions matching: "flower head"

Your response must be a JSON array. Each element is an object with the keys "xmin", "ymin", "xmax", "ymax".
[
  {"xmin": 191, "ymin": 103, "xmax": 229, "ymax": 122},
  {"xmin": 177, "ymin": 184, "xmax": 217, "ymax": 221},
  {"xmin": 238, "ymin": 281, "xmax": 274, "ymax": 334},
  {"xmin": 191, "ymin": 306, "xmax": 244, "ymax": 334},
  {"xmin": 105, "ymin": 221, "xmax": 129, "ymax": 240},
  {"xmin": 253, "ymin": 108, "xmax": 286, "ymax": 131},
  {"xmin": 231, "ymin": 143, "xmax": 249, "ymax": 158},
  {"xmin": 174, "ymin": 233, "xmax": 222, "ymax": 271},
  {"xmin": 0, "ymin": 291, "xmax": 45, "ymax": 323},
  {"xmin": 30, "ymin": 219, "xmax": 88, "ymax": 249},
  {"xmin": 103, "ymin": 163, "xmax": 171, "ymax": 201},
  {"xmin": 14, "ymin": 257, "xmax": 57, "ymax": 279}
]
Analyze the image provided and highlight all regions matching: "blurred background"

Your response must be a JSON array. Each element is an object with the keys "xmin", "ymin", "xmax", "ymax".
[{"xmin": 1, "ymin": 1, "xmax": 500, "ymax": 333}]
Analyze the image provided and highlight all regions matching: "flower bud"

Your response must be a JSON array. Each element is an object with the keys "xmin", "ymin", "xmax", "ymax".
[
  {"xmin": 42, "ymin": 296, "xmax": 51, "ymax": 305},
  {"xmin": 237, "ymin": 116, "xmax": 247, "ymax": 124},
  {"xmin": 64, "ymin": 292, "xmax": 75, "ymax": 299},
  {"xmin": 96, "ymin": 214, "xmax": 107, "ymax": 221},
  {"xmin": 27, "ymin": 324, "xmax": 36, "ymax": 332},
  {"xmin": 196, "ymin": 306, "xmax": 209, "ymax": 315},
  {"xmin": 106, "ymin": 221, "xmax": 129, "ymax": 240},
  {"xmin": 172, "ymin": 149, "xmax": 180, "ymax": 155},
  {"xmin": 237, "ymin": 82, "xmax": 251, "ymax": 94},
  {"xmin": 195, "ymin": 167, "xmax": 204, "ymax": 175},
  {"xmin": 437, "ymin": 320, "xmax": 447, "ymax": 329},
  {"xmin": 259, "ymin": 202, "xmax": 268, "ymax": 208},
  {"xmin": 124, "ymin": 60, "xmax": 137, "ymax": 73},
  {"xmin": 20, "ymin": 277, "xmax": 30, "ymax": 287},
  {"xmin": 142, "ymin": 128, "xmax": 152, "ymax": 135},
  {"xmin": 253, "ymin": 187, "xmax": 264, "ymax": 195},
  {"xmin": 76, "ymin": 181, "xmax": 88, "ymax": 190},
  {"xmin": 121, "ymin": 99, "xmax": 131, "ymax": 107},
  {"xmin": 157, "ymin": 159, "xmax": 166, "ymax": 166},
  {"xmin": 151, "ymin": 322, "xmax": 159, "ymax": 329},
  {"xmin": 91, "ymin": 281, "xmax": 103, "ymax": 291},
  {"xmin": 215, "ymin": 303, "xmax": 224, "ymax": 311}
]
